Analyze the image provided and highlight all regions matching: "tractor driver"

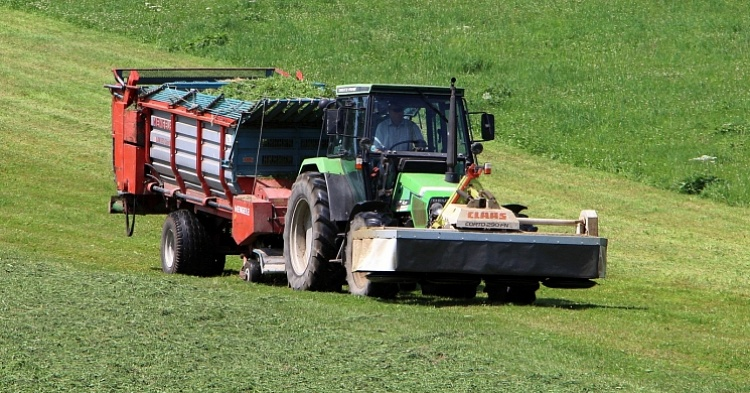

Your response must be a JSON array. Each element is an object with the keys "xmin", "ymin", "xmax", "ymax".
[{"xmin": 371, "ymin": 103, "xmax": 426, "ymax": 152}]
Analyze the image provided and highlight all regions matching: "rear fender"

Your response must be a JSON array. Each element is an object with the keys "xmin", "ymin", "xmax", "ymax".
[
  {"xmin": 324, "ymin": 171, "xmax": 368, "ymax": 222},
  {"xmin": 300, "ymin": 157, "xmax": 368, "ymax": 223}
]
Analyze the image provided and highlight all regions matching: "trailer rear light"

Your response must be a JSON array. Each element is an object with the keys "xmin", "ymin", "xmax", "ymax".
[
  {"xmin": 356, "ymin": 157, "xmax": 363, "ymax": 170},
  {"xmin": 484, "ymin": 162, "xmax": 492, "ymax": 175}
]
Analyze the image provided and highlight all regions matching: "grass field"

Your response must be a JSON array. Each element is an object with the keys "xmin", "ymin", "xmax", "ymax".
[
  {"xmin": 2, "ymin": 0, "xmax": 750, "ymax": 205},
  {"xmin": 1, "ymin": 3, "xmax": 749, "ymax": 392}
]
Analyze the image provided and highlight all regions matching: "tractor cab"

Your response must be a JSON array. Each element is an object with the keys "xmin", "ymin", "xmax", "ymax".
[{"xmin": 324, "ymin": 82, "xmax": 495, "ymax": 227}]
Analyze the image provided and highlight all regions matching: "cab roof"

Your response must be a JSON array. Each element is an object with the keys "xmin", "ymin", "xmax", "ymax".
[{"xmin": 335, "ymin": 84, "xmax": 465, "ymax": 97}]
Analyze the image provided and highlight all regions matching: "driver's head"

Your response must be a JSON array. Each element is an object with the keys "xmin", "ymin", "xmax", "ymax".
[{"xmin": 388, "ymin": 103, "xmax": 404, "ymax": 124}]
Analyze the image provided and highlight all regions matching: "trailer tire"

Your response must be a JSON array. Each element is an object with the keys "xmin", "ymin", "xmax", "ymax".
[
  {"xmin": 345, "ymin": 212, "xmax": 399, "ymax": 298},
  {"xmin": 160, "ymin": 210, "xmax": 210, "ymax": 276},
  {"xmin": 202, "ymin": 255, "xmax": 226, "ymax": 277},
  {"xmin": 284, "ymin": 172, "xmax": 342, "ymax": 291},
  {"xmin": 241, "ymin": 255, "xmax": 263, "ymax": 283}
]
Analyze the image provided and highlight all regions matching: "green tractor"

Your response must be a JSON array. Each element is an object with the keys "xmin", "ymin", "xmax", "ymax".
[{"xmin": 283, "ymin": 79, "xmax": 606, "ymax": 301}]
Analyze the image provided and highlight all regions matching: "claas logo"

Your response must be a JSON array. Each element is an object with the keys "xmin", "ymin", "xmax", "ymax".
[{"xmin": 467, "ymin": 211, "xmax": 508, "ymax": 220}]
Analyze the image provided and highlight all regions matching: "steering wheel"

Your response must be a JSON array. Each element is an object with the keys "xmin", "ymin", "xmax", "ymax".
[{"xmin": 386, "ymin": 140, "xmax": 426, "ymax": 152}]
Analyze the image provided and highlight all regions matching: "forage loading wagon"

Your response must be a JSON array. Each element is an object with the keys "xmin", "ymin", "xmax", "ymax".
[{"xmin": 107, "ymin": 68, "xmax": 607, "ymax": 303}]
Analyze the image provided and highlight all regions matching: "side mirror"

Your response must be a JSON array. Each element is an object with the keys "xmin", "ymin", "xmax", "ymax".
[
  {"xmin": 481, "ymin": 113, "xmax": 495, "ymax": 141},
  {"xmin": 471, "ymin": 142, "xmax": 484, "ymax": 155}
]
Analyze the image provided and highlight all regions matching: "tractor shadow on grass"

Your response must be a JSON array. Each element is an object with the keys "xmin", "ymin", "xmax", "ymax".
[
  {"xmin": 221, "ymin": 268, "xmax": 290, "ymax": 286},
  {"xmin": 388, "ymin": 289, "xmax": 646, "ymax": 311},
  {"xmin": 531, "ymin": 298, "xmax": 647, "ymax": 311},
  {"xmin": 164, "ymin": 268, "xmax": 644, "ymax": 311},
  {"xmin": 150, "ymin": 267, "xmax": 291, "ymax": 286}
]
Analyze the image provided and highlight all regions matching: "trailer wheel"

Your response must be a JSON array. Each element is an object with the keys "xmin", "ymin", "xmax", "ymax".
[
  {"xmin": 345, "ymin": 212, "xmax": 399, "ymax": 298},
  {"xmin": 240, "ymin": 255, "xmax": 263, "ymax": 283},
  {"xmin": 202, "ymin": 255, "xmax": 226, "ymax": 277},
  {"xmin": 160, "ymin": 209, "xmax": 210, "ymax": 275},
  {"xmin": 283, "ymin": 172, "xmax": 342, "ymax": 291}
]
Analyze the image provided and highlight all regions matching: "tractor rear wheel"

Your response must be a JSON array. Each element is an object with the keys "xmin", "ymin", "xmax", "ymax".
[
  {"xmin": 161, "ymin": 209, "xmax": 211, "ymax": 276},
  {"xmin": 283, "ymin": 172, "xmax": 342, "ymax": 291},
  {"xmin": 345, "ymin": 212, "xmax": 399, "ymax": 298}
]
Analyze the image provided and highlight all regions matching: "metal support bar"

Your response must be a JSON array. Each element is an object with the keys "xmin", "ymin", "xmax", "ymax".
[
  {"xmin": 168, "ymin": 113, "xmax": 186, "ymax": 194},
  {"xmin": 518, "ymin": 218, "xmax": 581, "ymax": 226},
  {"xmin": 199, "ymin": 93, "xmax": 225, "ymax": 114},
  {"xmin": 169, "ymin": 89, "xmax": 197, "ymax": 108}
]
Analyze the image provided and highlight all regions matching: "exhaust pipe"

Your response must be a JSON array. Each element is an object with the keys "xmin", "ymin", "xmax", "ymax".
[{"xmin": 444, "ymin": 77, "xmax": 459, "ymax": 183}]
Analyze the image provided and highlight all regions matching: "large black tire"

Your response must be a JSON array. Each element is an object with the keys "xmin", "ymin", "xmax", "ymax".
[
  {"xmin": 202, "ymin": 255, "xmax": 226, "ymax": 277},
  {"xmin": 345, "ymin": 212, "xmax": 399, "ymax": 298},
  {"xmin": 283, "ymin": 172, "xmax": 342, "ymax": 291},
  {"xmin": 161, "ymin": 209, "xmax": 212, "ymax": 276}
]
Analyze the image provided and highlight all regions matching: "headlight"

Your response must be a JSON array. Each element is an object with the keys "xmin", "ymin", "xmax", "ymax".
[{"xmin": 429, "ymin": 202, "xmax": 444, "ymax": 218}]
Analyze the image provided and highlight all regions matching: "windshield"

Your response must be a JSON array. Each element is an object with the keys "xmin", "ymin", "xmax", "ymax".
[{"xmin": 369, "ymin": 93, "xmax": 469, "ymax": 155}]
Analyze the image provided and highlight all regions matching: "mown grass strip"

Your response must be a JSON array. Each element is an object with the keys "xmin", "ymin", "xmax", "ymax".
[{"xmin": 1, "ymin": 251, "xmax": 747, "ymax": 392}]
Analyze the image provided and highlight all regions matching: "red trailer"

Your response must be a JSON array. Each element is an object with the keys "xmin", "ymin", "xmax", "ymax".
[{"xmin": 108, "ymin": 68, "xmax": 326, "ymax": 276}]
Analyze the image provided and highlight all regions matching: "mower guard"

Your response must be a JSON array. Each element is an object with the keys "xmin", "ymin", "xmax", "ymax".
[{"xmin": 352, "ymin": 228, "xmax": 607, "ymax": 279}]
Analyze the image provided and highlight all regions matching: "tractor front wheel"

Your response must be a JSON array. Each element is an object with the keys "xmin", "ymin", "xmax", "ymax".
[{"xmin": 345, "ymin": 212, "xmax": 399, "ymax": 298}]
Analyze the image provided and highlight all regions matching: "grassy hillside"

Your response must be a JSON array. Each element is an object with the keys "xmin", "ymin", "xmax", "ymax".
[
  {"xmin": 2, "ymin": 0, "xmax": 750, "ymax": 205},
  {"xmin": 1, "ymin": 5, "xmax": 749, "ymax": 393}
]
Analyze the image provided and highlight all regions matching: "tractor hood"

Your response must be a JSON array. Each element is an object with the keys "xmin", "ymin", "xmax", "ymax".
[
  {"xmin": 397, "ymin": 173, "xmax": 457, "ymax": 198},
  {"xmin": 393, "ymin": 173, "xmax": 457, "ymax": 227}
]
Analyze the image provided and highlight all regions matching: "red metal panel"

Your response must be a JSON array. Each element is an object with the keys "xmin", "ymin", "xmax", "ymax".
[
  {"xmin": 255, "ymin": 177, "xmax": 292, "ymax": 232},
  {"xmin": 123, "ymin": 110, "xmax": 142, "ymax": 145},
  {"xmin": 111, "ymin": 69, "xmax": 150, "ymax": 196},
  {"xmin": 122, "ymin": 144, "xmax": 145, "ymax": 194},
  {"xmin": 112, "ymin": 98, "xmax": 146, "ymax": 195},
  {"xmin": 139, "ymin": 100, "xmax": 237, "ymax": 127},
  {"xmin": 111, "ymin": 100, "xmax": 126, "ymax": 191},
  {"xmin": 231, "ymin": 195, "xmax": 275, "ymax": 246}
]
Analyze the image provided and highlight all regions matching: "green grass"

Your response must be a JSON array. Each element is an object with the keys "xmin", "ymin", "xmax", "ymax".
[
  {"xmin": 6, "ymin": 252, "xmax": 739, "ymax": 392},
  {"xmin": 3, "ymin": 0, "xmax": 750, "ymax": 205},
  {"xmin": 1, "ymin": 5, "xmax": 750, "ymax": 393}
]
